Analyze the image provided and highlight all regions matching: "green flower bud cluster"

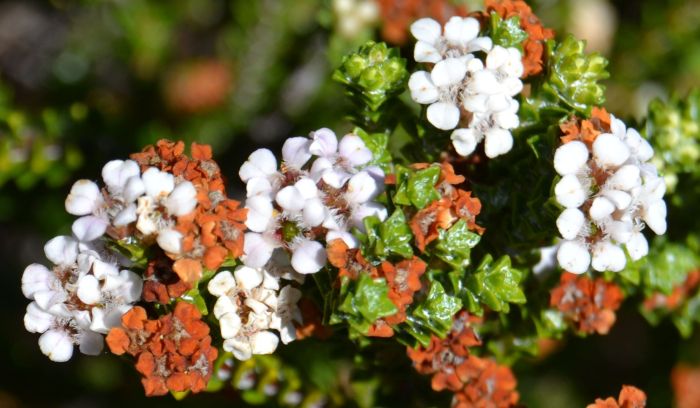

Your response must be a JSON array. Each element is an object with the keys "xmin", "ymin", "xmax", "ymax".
[
  {"xmin": 542, "ymin": 35, "xmax": 609, "ymax": 115},
  {"xmin": 644, "ymin": 90, "xmax": 700, "ymax": 192},
  {"xmin": 333, "ymin": 41, "xmax": 408, "ymax": 129}
]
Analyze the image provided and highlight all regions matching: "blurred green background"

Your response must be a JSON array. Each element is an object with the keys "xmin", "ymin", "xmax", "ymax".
[{"xmin": 2, "ymin": 0, "xmax": 700, "ymax": 406}]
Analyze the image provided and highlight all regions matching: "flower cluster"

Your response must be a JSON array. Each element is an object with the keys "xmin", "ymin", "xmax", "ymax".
[
  {"xmin": 106, "ymin": 303, "xmax": 218, "ymax": 396},
  {"xmin": 408, "ymin": 16, "xmax": 523, "ymax": 158},
  {"xmin": 549, "ymin": 273, "xmax": 623, "ymax": 335},
  {"xmin": 207, "ymin": 266, "xmax": 301, "ymax": 360},
  {"xmin": 65, "ymin": 159, "xmax": 197, "ymax": 254},
  {"xmin": 131, "ymin": 140, "xmax": 247, "ymax": 283},
  {"xmin": 450, "ymin": 356, "xmax": 520, "ymax": 408},
  {"xmin": 587, "ymin": 385, "xmax": 647, "ymax": 408},
  {"xmin": 407, "ymin": 312, "xmax": 519, "ymax": 407},
  {"xmin": 484, "ymin": 0, "xmax": 555, "ymax": 77},
  {"xmin": 554, "ymin": 108, "xmax": 667, "ymax": 273},
  {"xmin": 328, "ymin": 238, "xmax": 426, "ymax": 337},
  {"xmin": 406, "ymin": 163, "xmax": 483, "ymax": 251},
  {"xmin": 22, "ymin": 236, "xmax": 142, "ymax": 361},
  {"xmin": 240, "ymin": 128, "xmax": 385, "ymax": 274}
]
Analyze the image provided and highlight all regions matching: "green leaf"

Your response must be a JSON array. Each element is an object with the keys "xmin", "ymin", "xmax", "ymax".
[
  {"xmin": 534, "ymin": 309, "xmax": 567, "ymax": 338},
  {"xmin": 410, "ymin": 280, "xmax": 462, "ymax": 338},
  {"xmin": 181, "ymin": 287, "xmax": 208, "ymax": 315},
  {"xmin": 355, "ymin": 127, "xmax": 392, "ymax": 171},
  {"xmin": 464, "ymin": 255, "xmax": 526, "ymax": 312},
  {"xmin": 434, "ymin": 219, "xmax": 481, "ymax": 268},
  {"xmin": 641, "ymin": 240, "xmax": 698, "ymax": 295},
  {"xmin": 360, "ymin": 210, "xmax": 413, "ymax": 260},
  {"xmin": 406, "ymin": 165, "xmax": 440, "ymax": 209},
  {"xmin": 489, "ymin": 13, "xmax": 528, "ymax": 50},
  {"xmin": 332, "ymin": 274, "xmax": 398, "ymax": 337},
  {"xmin": 380, "ymin": 210, "xmax": 414, "ymax": 258}
]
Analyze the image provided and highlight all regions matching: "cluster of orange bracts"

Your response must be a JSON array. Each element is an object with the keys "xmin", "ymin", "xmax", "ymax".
[
  {"xmin": 406, "ymin": 163, "xmax": 483, "ymax": 252},
  {"xmin": 106, "ymin": 302, "xmax": 218, "ymax": 396},
  {"xmin": 587, "ymin": 385, "xmax": 647, "ymax": 408},
  {"xmin": 407, "ymin": 312, "xmax": 520, "ymax": 407},
  {"xmin": 550, "ymin": 273, "xmax": 624, "ymax": 335}
]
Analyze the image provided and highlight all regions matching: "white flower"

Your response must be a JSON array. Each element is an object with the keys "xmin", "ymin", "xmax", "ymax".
[
  {"xmin": 556, "ymin": 208, "xmax": 585, "ymax": 240},
  {"xmin": 282, "ymin": 137, "xmax": 312, "ymax": 169},
  {"xmin": 593, "ymin": 133, "xmax": 631, "ymax": 168},
  {"xmin": 156, "ymin": 228, "xmax": 184, "ymax": 254},
  {"xmin": 273, "ymin": 286, "xmax": 302, "ymax": 344},
  {"xmin": 44, "ymin": 236, "xmax": 79, "ymax": 266},
  {"xmin": 591, "ymin": 241, "xmax": 626, "ymax": 272},
  {"xmin": 101, "ymin": 160, "xmax": 140, "ymax": 193},
  {"xmin": 240, "ymin": 148, "xmax": 278, "ymax": 180},
  {"xmin": 243, "ymin": 232, "xmax": 278, "ymax": 268},
  {"xmin": 38, "ymin": 329, "xmax": 75, "ymax": 362},
  {"xmin": 484, "ymin": 127, "xmax": 513, "ymax": 158},
  {"xmin": 555, "ymin": 175, "xmax": 587, "ymax": 208},
  {"xmin": 411, "ymin": 16, "xmax": 492, "ymax": 64},
  {"xmin": 135, "ymin": 167, "xmax": 198, "ymax": 244},
  {"xmin": 557, "ymin": 240, "xmax": 591, "ymax": 274},
  {"xmin": 65, "ymin": 180, "xmax": 103, "ymax": 216},
  {"xmin": 164, "ymin": 182, "xmax": 197, "ymax": 216},
  {"xmin": 451, "ymin": 128, "xmax": 479, "ymax": 157},
  {"xmin": 554, "ymin": 141, "xmax": 589, "ymax": 175},
  {"xmin": 291, "ymin": 240, "xmax": 327, "ymax": 275},
  {"xmin": 427, "ymin": 101, "xmax": 461, "ymax": 130},
  {"xmin": 72, "ymin": 216, "xmax": 109, "ymax": 242}
]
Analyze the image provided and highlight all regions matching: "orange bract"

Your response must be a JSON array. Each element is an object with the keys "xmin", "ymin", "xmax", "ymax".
[
  {"xmin": 560, "ymin": 107, "xmax": 612, "ymax": 147},
  {"xmin": 408, "ymin": 163, "xmax": 483, "ymax": 252},
  {"xmin": 550, "ymin": 273, "xmax": 623, "ymax": 335},
  {"xmin": 142, "ymin": 252, "xmax": 191, "ymax": 304},
  {"xmin": 295, "ymin": 298, "xmax": 333, "ymax": 340},
  {"xmin": 131, "ymin": 140, "xmax": 247, "ymax": 284},
  {"xmin": 377, "ymin": 0, "xmax": 469, "ymax": 45},
  {"xmin": 106, "ymin": 303, "xmax": 218, "ymax": 397},
  {"xmin": 451, "ymin": 355, "xmax": 520, "ymax": 408},
  {"xmin": 587, "ymin": 385, "xmax": 647, "ymax": 408},
  {"xmin": 484, "ymin": 0, "xmax": 555, "ymax": 77}
]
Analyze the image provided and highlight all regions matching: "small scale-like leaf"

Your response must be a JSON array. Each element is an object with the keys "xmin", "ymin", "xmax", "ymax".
[
  {"xmin": 406, "ymin": 165, "xmax": 440, "ymax": 209},
  {"xmin": 411, "ymin": 280, "xmax": 462, "ymax": 338},
  {"xmin": 434, "ymin": 220, "xmax": 481, "ymax": 268},
  {"xmin": 489, "ymin": 13, "xmax": 528, "ymax": 50},
  {"xmin": 464, "ymin": 255, "xmax": 526, "ymax": 312}
]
